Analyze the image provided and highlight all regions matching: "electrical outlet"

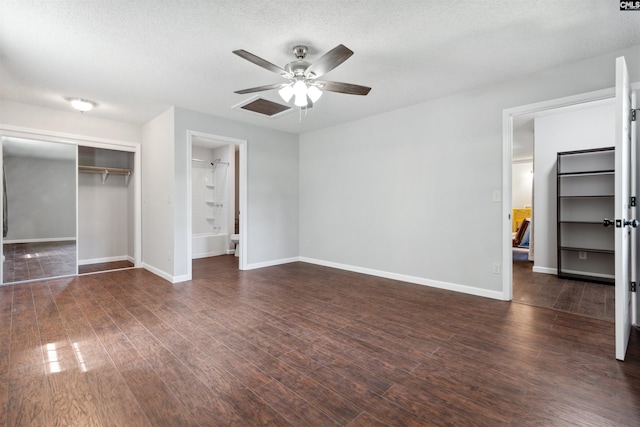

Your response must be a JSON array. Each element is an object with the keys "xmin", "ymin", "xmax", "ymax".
[
  {"xmin": 492, "ymin": 262, "xmax": 501, "ymax": 274},
  {"xmin": 579, "ymin": 251, "xmax": 587, "ymax": 260},
  {"xmin": 492, "ymin": 190, "xmax": 501, "ymax": 202}
]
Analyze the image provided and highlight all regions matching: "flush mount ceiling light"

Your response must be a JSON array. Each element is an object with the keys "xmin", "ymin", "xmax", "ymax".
[
  {"xmin": 233, "ymin": 44, "xmax": 371, "ymax": 111},
  {"xmin": 66, "ymin": 97, "xmax": 96, "ymax": 112}
]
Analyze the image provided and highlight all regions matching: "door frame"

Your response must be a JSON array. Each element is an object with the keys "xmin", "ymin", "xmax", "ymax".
[
  {"xmin": 503, "ymin": 84, "xmax": 640, "ymax": 321},
  {"xmin": 502, "ymin": 88, "xmax": 614, "ymax": 301},
  {"xmin": 186, "ymin": 130, "xmax": 248, "ymax": 278}
]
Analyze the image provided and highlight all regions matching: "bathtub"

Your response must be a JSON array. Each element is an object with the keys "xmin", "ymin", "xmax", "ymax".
[{"xmin": 192, "ymin": 233, "xmax": 233, "ymax": 259}]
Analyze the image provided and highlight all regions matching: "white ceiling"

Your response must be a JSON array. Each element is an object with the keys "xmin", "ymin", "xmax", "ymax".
[{"xmin": 1, "ymin": 1, "xmax": 639, "ymax": 135}]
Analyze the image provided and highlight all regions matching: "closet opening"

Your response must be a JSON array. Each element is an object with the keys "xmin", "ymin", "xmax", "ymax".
[
  {"xmin": 77, "ymin": 146, "xmax": 136, "ymax": 275},
  {"xmin": 0, "ymin": 131, "xmax": 142, "ymax": 285}
]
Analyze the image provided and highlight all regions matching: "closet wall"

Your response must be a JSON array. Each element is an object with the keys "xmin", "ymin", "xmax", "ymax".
[
  {"xmin": 4, "ymin": 154, "xmax": 76, "ymax": 242},
  {"xmin": 78, "ymin": 147, "xmax": 134, "ymax": 265}
]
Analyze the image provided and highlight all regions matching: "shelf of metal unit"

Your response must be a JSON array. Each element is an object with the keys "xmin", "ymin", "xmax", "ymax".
[{"xmin": 559, "ymin": 246, "xmax": 614, "ymax": 254}]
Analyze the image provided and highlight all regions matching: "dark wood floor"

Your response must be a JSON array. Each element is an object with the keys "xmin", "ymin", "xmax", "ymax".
[
  {"xmin": 1, "ymin": 255, "xmax": 639, "ymax": 426},
  {"xmin": 513, "ymin": 250, "xmax": 615, "ymax": 322},
  {"xmin": 78, "ymin": 259, "xmax": 135, "ymax": 275}
]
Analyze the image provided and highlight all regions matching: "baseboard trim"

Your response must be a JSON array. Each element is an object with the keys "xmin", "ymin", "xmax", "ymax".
[
  {"xmin": 172, "ymin": 274, "xmax": 190, "ymax": 283},
  {"xmin": 192, "ymin": 251, "xmax": 227, "ymax": 259},
  {"xmin": 532, "ymin": 266, "xmax": 557, "ymax": 275},
  {"xmin": 298, "ymin": 257, "xmax": 505, "ymax": 301},
  {"xmin": 244, "ymin": 257, "xmax": 300, "ymax": 270},
  {"xmin": 3, "ymin": 237, "xmax": 76, "ymax": 244},
  {"xmin": 79, "ymin": 255, "xmax": 130, "ymax": 266},
  {"xmin": 142, "ymin": 263, "xmax": 173, "ymax": 283}
]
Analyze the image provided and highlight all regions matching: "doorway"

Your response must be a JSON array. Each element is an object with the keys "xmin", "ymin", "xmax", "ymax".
[
  {"xmin": 502, "ymin": 88, "xmax": 616, "ymax": 302},
  {"xmin": 509, "ymin": 99, "xmax": 617, "ymax": 322},
  {"xmin": 186, "ymin": 131, "xmax": 247, "ymax": 279}
]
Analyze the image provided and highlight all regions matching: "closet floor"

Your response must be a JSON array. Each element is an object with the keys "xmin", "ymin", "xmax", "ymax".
[
  {"xmin": 79, "ymin": 260, "xmax": 135, "ymax": 275},
  {"xmin": 3, "ymin": 241, "xmax": 76, "ymax": 284},
  {"xmin": 513, "ymin": 250, "xmax": 615, "ymax": 322}
]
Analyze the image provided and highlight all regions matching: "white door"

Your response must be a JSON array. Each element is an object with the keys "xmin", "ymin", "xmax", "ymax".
[{"xmin": 614, "ymin": 56, "xmax": 636, "ymax": 361}]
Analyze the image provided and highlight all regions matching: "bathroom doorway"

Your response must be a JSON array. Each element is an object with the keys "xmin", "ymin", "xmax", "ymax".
[{"xmin": 187, "ymin": 131, "xmax": 247, "ymax": 278}]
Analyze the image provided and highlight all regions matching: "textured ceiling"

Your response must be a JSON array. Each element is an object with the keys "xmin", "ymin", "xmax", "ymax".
[{"xmin": 1, "ymin": 0, "xmax": 639, "ymax": 134}]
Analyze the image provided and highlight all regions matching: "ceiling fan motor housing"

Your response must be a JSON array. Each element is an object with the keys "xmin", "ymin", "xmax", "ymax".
[
  {"xmin": 292, "ymin": 45, "xmax": 308, "ymax": 60},
  {"xmin": 285, "ymin": 60, "xmax": 311, "ymax": 77}
]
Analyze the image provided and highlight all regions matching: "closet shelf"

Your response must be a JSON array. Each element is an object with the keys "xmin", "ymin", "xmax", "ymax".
[{"xmin": 79, "ymin": 165, "xmax": 132, "ymax": 185}]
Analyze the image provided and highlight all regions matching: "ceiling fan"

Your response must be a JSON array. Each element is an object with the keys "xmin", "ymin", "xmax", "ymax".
[{"xmin": 233, "ymin": 44, "xmax": 371, "ymax": 108}]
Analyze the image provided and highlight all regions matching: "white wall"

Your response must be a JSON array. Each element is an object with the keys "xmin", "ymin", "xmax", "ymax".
[
  {"xmin": 4, "ymin": 156, "xmax": 76, "ymax": 241},
  {"xmin": 0, "ymin": 100, "xmax": 141, "ymax": 143},
  {"xmin": 533, "ymin": 103, "xmax": 615, "ymax": 274},
  {"xmin": 174, "ymin": 107, "xmax": 299, "ymax": 276},
  {"xmin": 78, "ymin": 173, "xmax": 130, "ymax": 262},
  {"xmin": 140, "ymin": 107, "xmax": 299, "ymax": 281},
  {"xmin": 299, "ymin": 44, "xmax": 640, "ymax": 298},
  {"xmin": 512, "ymin": 161, "xmax": 533, "ymax": 209},
  {"xmin": 141, "ymin": 108, "xmax": 175, "ymax": 278}
]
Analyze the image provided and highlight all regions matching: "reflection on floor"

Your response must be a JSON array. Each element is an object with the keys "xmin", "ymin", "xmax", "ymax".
[
  {"xmin": 3, "ymin": 241, "xmax": 76, "ymax": 283},
  {"xmin": 79, "ymin": 260, "xmax": 135, "ymax": 275},
  {"xmin": 513, "ymin": 250, "xmax": 615, "ymax": 322}
]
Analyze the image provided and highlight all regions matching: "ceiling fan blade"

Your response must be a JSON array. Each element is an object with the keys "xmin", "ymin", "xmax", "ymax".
[
  {"xmin": 233, "ymin": 49, "xmax": 288, "ymax": 76},
  {"xmin": 317, "ymin": 81, "xmax": 371, "ymax": 96},
  {"xmin": 305, "ymin": 44, "xmax": 353, "ymax": 78},
  {"xmin": 234, "ymin": 83, "xmax": 288, "ymax": 95}
]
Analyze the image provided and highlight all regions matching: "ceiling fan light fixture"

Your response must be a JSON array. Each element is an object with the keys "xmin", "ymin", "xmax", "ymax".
[
  {"xmin": 307, "ymin": 85, "xmax": 323, "ymax": 103},
  {"xmin": 278, "ymin": 85, "xmax": 294, "ymax": 102},
  {"xmin": 292, "ymin": 80, "xmax": 307, "ymax": 98},
  {"xmin": 294, "ymin": 92, "xmax": 308, "ymax": 107},
  {"xmin": 66, "ymin": 97, "xmax": 96, "ymax": 112}
]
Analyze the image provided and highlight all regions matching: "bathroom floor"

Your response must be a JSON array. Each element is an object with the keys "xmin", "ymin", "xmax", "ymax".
[
  {"xmin": 3, "ymin": 241, "xmax": 76, "ymax": 283},
  {"xmin": 192, "ymin": 254, "xmax": 238, "ymax": 279},
  {"xmin": 513, "ymin": 250, "xmax": 615, "ymax": 322}
]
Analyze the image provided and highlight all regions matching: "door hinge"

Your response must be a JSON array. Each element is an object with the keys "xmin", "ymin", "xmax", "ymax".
[
  {"xmin": 633, "ymin": 109, "xmax": 638, "ymax": 121},
  {"xmin": 631, "ymin": 196, "xmax": 637, "ymax": 207},
  {"xmin": 631, "ymin": 282, "xmax": 637, "ymax": 292}
]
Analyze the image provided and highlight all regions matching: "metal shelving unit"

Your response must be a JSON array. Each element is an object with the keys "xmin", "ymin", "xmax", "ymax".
[{"xmin": 557, "ymin": 147, "xmax": 615, "ymax": 284}]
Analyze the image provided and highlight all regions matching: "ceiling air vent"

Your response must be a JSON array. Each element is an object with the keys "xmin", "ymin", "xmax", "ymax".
[{"xmin": 232, "ymin": 97, "xmax": 293, "ymax": 118}]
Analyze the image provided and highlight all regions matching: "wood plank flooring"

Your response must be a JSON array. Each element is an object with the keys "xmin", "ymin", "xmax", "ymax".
[
  {"xmin": 78, "ymin": 260, "xmax": 135, "ymax": 275},
  {"xmin": 3, "ymin": 241, "xmax": 76, "ymax": 284},
  {"xmin": 1, "ymin": 255, "xmax": 639, "ymax": 426},
  {"xmin": 513, "ymin": 251, "xmax": 615, "ymax": 322}
]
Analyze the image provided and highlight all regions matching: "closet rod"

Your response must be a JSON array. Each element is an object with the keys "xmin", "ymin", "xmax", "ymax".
[
  {"xmin": 78, "ymin": 165, "xmax": 132, "ymax": 175},
  {"xmin": 78, "ymin": 165, "xmax": 132, "ymax": 184}
]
